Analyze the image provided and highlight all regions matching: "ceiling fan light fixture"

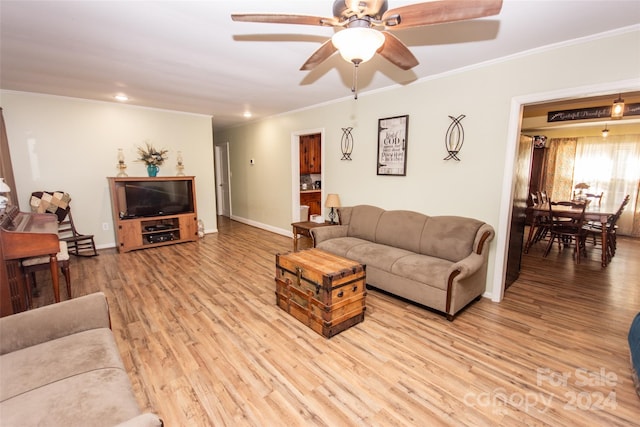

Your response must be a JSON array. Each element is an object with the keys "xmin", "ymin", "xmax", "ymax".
[
  {"xmin": 611, "ymin": 94, "xmax": 625, "ymax": 119},
  {"xmin": 331, "ymin": 27, "xmax": 385, "ymax": 64}
]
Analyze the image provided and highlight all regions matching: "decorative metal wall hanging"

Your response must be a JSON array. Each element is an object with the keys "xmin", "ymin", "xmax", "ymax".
[
  {"xmin": 444, "ymin": 114, "xmax": 465, "ymax": 161},
  {"xmin": 341, "ymin": 127, "xmax": 354, "ymax": 160}
]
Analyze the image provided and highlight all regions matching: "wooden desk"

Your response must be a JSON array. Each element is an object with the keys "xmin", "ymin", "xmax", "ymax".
[
  {"xmin": 1, "ymin": 206, "xmax": 60, "ymax": 316},
  {"xmin": 526, "ymin": 202, "xmax": 616, "ymax": 267},
  {"xmin": 291, "ymin": 221, "xmax": 334, "ymax": 251}
]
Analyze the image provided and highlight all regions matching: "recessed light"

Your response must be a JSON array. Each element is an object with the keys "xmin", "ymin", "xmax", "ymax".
[
  {"xmin": 114, "ymin": 94, "xmax": 129, "ymax": 102},
  {"xmin": 243, "ymin": 111, "xmax": 252, "ymax": 118}
]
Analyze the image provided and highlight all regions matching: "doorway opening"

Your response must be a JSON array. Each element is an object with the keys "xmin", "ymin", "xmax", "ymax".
[
  {"xmin": 291, "ymin": 129, "xmax": 325, "ymax": 223},
  {"xmin": 494, "ymin": 80, "xmax": 640, "ymax": 302},
  {"xmin": 214, "ymin": 142, "xmax": 231, "ymax": 218}
]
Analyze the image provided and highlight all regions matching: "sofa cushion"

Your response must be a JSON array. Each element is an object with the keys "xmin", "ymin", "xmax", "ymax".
[
  {"xmin": 375, "ymin": 210, "xmax": 428, "ymax": 253},
  {"xmin": 0, "ymin": 328, "xmax": 125, "ymax": 402},
  {"xmin": 0, "ymin": 367, "xmax": 142, "ymax": 427},
  {"xmin": 337, "ymin": 206, "xmax": 352, "ymax": 226},
  {"xmin": 347, "ymin": 205, "xmax": 384, "ymax": 241},
  {"xmin": 391, "ymin": 254, "xmax": 453, "ymax": 291},
  {"xmin": 419, "ymin": 216, "xmax": 483, "ymax": 262},
  {"xmin": 316, "ymin": 237, "xmax": 369, "ymax": 258},
  {"xmin": 344, "ymin": 242, "xmax": 414, "ymax": 273}
]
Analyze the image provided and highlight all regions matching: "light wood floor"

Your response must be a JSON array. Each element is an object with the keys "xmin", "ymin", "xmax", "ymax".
[{"xmin": 30, "ymin": 217, "xmax": 640, "ymax": 426}]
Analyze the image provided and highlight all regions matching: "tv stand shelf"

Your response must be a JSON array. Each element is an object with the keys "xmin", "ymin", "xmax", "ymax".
[{"xmin": 108, "ymin": 177, "xmax": 198, "ymax": 253}]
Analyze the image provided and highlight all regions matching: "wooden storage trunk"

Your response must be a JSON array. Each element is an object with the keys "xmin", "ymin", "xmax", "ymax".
[{"xmin": 275, "ymin": 248, "xmax": 366, "ymax": 338}]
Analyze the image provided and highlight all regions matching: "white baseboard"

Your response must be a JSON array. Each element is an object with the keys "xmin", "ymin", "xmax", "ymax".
[{"xmin": 230, "ymin": 215, "xmax": 291, "ymax": 238}]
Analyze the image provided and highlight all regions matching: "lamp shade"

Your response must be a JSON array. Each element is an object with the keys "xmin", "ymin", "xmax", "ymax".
[
  {"xmin": 0, "ymin": 178, "xmax": 10, "ymax": 209},
  {"xmin": 331, "ymin": 28, "xmax": 385, "ymax": 64},
  {"xmin": 325, "ymin": 193, "xmax": 341, "ymax": 208},
  {"xmin": 0, "ymin": 178, "xmax": 11, "ymax": 193}
]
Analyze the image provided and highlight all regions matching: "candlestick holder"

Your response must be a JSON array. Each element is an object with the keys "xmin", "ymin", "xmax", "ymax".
[
  {"xmin": 116, "ymin": 148, "xmax": 128, "ymax": 177},
  {"xmin": 176, "ymin": 151, "xmax": 185, "ymax": 176}
]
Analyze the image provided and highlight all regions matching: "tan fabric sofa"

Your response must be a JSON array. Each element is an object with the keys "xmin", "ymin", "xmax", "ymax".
[
  {"xmin": 311, "ymin": 205, "xmax": 495, "ymax": 320},
  {"xmin": 0, "ymin": 292, "xmax": 162, "ymax": 427}
]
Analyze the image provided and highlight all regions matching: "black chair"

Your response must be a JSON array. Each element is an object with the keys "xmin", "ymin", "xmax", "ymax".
[{"xmin": 543, "ymin": 201, "xmax": 587, "ymax": 264}]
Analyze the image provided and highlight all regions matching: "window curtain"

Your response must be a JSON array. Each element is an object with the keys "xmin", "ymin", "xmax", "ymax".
[
  {"xmin": 543, "ymin": 134, "xmax": 640, "ymax": 237},
  {"xmin": 543, "ymin": 137, "xmax": 577, "ymax": 201},
  {"xmin": 0, "ymin": 108, "xmax": 19, "ymax": 208},
  {"xmin": 574, "ymin": 134, "xmax": 640, "ymax": 237}
]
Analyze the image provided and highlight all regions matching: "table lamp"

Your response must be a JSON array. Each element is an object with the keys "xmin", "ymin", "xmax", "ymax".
[
  {"xmin": 325, "ymin": 193, "xmax": 341, "ymax": 224},
  {"xmin": 0, "ymin": 178, "xmax": 11, "ymax": 209}
]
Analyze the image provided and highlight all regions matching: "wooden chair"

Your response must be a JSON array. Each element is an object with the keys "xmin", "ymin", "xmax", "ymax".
[
  {"xmin": 29, "ymin": 191, "xmax": 98, "ymax": 257},
  {"xmin": 530, "ymin": 192, "xmax": 539, "ymax": 205},
  {"xmin": 583, "ymin": 195, "xmax": 630, "ymax": 261},
  {"xmin": 58, "ymin": 208, "xmax": 98, "ymax": 257},
  {"xmin": 585, "ymin": 192, "xmax": 604, "ymax": 206},
  {"xmin": 543, "ymin": 201, "xmax": 587, "ymax": 264},
  {"xmin": 538, "ymin": 190, "xmax": 549, "ymax": 204},
  {"xmin": 527, "ymin": 192, "xmax": 550, "ymax": 247},
  {"xmin": 21, "ymin": 241, "xmax": 71, "ymax": 308}
]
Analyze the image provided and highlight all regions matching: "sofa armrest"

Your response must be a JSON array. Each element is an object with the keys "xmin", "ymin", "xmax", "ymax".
[
  {"xmin": 474, "ymin": 225, "xmax": 495, "ymax": 255},
  {"xmin": 310, "ymin": 225, "xmax": 348, "ymax": 246},
  {"xmin": 449, "ymin": 252, "xmax": 485, "ymax": 280},
  {"xmin": 0, "ymin": 292, "xmax": 111, "ymax": 355},
  {"xmin": 115, "ymin": 413, "xmax": 164, "ymax": 427}
]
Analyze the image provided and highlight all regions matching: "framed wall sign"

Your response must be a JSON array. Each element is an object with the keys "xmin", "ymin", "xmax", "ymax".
[{"xmin": 377, "ymin": 115, "xmax": 408, "ymax": 176}]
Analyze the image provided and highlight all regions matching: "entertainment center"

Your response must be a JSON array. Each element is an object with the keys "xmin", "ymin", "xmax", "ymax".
[{"xmin": 108, "ymin": 176, "xmax": 198, "ymax": 253}]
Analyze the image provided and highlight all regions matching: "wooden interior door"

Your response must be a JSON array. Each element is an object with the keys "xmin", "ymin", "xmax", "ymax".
[{"xmin": 505, "ymin": 135, "xmax": 534, "ymax": 288}]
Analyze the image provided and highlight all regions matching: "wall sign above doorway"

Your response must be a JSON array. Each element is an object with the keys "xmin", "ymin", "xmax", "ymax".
[{"xmin": 547, "ymin": 103, "xmax": 640, "ymax": 122}]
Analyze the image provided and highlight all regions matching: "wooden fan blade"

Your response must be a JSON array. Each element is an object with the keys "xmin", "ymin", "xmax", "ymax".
[
  {"xmin": 382, "ymin": 0, "xmax": 503, "ymax": 29},
  {"xmin": 300, "ymin": 40, "xmax": 338, "ymax": 71},
  {"xmin": 377, "ymin": 32, "xmax": 419, "ymax": 70},
  {"xmin": 231, "ymin": 13, "xmax": 338, "ymax": 27}
]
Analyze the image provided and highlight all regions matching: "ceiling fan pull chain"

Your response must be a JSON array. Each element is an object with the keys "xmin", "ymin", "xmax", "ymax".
[{"xmin": 352, "ymin": 62, "xmax": 359, "ymax": 100}]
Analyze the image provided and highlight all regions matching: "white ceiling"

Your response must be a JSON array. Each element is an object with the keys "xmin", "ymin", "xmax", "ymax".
[{"xmin": 1, "ymin": 1, "xmax": 639, "ymax": 129}]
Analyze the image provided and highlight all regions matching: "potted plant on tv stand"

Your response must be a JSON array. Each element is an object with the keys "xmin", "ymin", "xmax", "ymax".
[{"xmin": 137, "ymin": 141, "xmax": 168, "ymax": 177}]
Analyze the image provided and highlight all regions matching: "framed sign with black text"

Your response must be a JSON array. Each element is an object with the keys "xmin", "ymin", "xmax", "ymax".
[{"xmin": 377, "ymin": 115, "xmax": 408, "ymax": 176}]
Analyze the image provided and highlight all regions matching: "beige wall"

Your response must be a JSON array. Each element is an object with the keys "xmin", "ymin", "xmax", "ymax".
[
  {"xmin": 214, "ymin": 27, "xmax": 640, "ymax": 300},
  {"xmin": 1, "ymin": 91, "xmax": 216, "ymax": 248}
]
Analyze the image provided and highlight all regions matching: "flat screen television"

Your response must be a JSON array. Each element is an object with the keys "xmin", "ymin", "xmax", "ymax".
[{"xmin": 122, "ymin": 179, "xmax": 194, "ymax": 218}]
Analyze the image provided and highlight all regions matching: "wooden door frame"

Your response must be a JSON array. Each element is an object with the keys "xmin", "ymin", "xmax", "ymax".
[{"xmin": 493, "ymin": 78, "xmax": 640, "ymax": 302}]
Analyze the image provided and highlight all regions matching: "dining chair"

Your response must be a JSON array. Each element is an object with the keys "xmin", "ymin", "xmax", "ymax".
[
  {"xmin": 582, "ymin": 194, "xmax": 630, "ymax": 261},
  {"xmin": 528, "ymin": 192, "xmax": 550, "ymax": 246},
  {"xmin": 585, "ymin": 192, "xmax": 604, "ymax": 206},
  {"xmin": 539, "ymin": 190, "xmax": 549, "ymax": 203},
  {"xmin": 530, "ymin": 192, "xmax": 540, "ymax": 205},
  {"xmin": 543, "ymin": 201, "xmax": 587, "ymax": 264}
]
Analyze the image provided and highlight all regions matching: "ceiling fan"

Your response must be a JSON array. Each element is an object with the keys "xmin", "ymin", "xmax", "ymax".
[{"xmin": 232, "ymin": 0, "xmax": 503, "ymax": 77}]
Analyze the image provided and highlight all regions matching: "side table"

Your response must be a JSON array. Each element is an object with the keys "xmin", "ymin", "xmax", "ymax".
[{"xmin": 291, "ymin": 221, "xmax": 334, "ymax": 251}]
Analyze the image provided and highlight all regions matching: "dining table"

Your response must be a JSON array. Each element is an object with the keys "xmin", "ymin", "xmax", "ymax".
[{"xmin": 525, "ymin": 200, "xmax": 617, "ymax": 267}]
